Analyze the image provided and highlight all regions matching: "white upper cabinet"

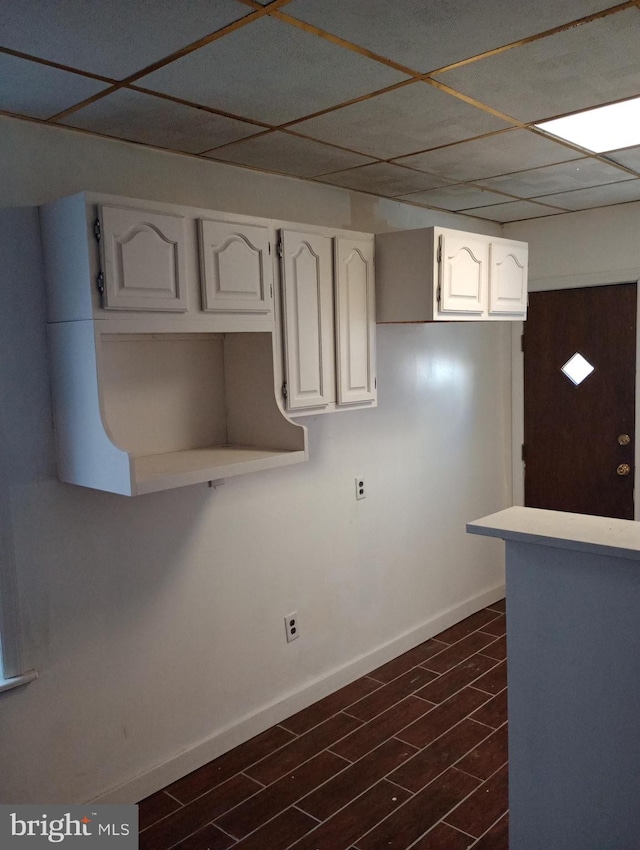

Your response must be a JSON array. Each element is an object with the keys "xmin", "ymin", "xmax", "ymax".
[
  {"xmin": 280, "ymin": 229, "xmax": 335, "ymax": 411},
  {"xmin": 375, "ymin": 226, "xmax": 528, "ymax": 322},
  {"xmin": 199, "ymin": 219, "xmax": 273, "ymax": 314},
  {"xmin": 277, "ymin": 227, "xmax": 377, "ymax": 416},
  {"xmin": 335, "ymin": 237, "xmax": 376, "ymax": 406},
  {"xmin": 489, "ymin": 238, "xmax": 528, "ymax": 316},
  {"xmin": 99, "ymin": 204, "xmax": 188, "ymax": 312}
]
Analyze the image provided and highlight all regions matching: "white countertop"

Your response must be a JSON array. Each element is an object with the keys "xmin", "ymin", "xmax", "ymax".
[{"xmin": 467, "ymin": 506, "xmax": 640, "ymax": 561}]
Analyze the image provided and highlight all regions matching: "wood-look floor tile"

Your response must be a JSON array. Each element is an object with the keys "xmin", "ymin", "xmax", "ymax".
[
  {"xmin": 368, "ymin": 640, "xmax": 447, "ymax": 683},
  {"xmin": 138, "ymin": 790, "xmax": 182, "ymax": 831},
  {"xmin": 164, "ymin": 725, "xmax": 295, "ymax": 804},
  {"xmin": 280, "ymin": 677, "xmax": 382, "ymax": 735},
  {"xmin": 416, "ymin": 655, "xmax": 496, "ymax": 705},
  {"xmin": 435, "ymin": 611, "xmax": 502, "ymax": 645},
  {"xmin": 289, "ymin": 780, "xmax": 411, "ymax": 850},
  {"xmin": 172, "ymin": 824, "xmax": 235, "ymax": 850},
  {"xmin": 473, "ymin": 813, "xmax": 509, "ymax": 849},
  {"xmin": 331, "ymin": 696, "xmax": 434, "ymax": 762},
  {"xmin": 347, "ymin": 667, "xmax": 437, "ymax": 722},
  {"xmin": 444, "ymin": 764, "xmax": 508, "ymax": 838},
  {"xmin": 424, "ymin": 634, "xmax": 497, "ymax": 675},
  {"xmin": 231, "ymin": 806, "xmax": 318, "ymax": 850},
  {"xmin": 139, "ymin": 774, "xmax": 262, "ymax": 850},
  {"xmin": 456, "ymin": 725, "xmax": 508, "ymax": 781},
  {"xmin": 469, "ymin": 689, "xmax": 507, "ymax": 729},
  {"xmin": 478, "ymin": 614, "xmax": 506, "ymax": 637},
  {"xmin": 355, "ymin": 767, "xmax": 480, "ymax": 850},
  {"xmin": 298, "ymin": 738, "xmax": 417, "ymax": 821},
  {"xmin": 390, "ymin": 719, "xmax": 492, "ymax": 793},
  {"xmin": 217, "ymin": 750, "xmax": 348, "ymax": 838},
  {"xmin": 410, "ymin": 822, "xmax": 476, "ymax": 849},
  {"xmin": 480, "ymin": 636, "xmax": 506, "ymax": 662},
  {"xmin": 245, "ymin": 713, "xmax": 362, "ymax": 785},
  {"xmin": 487, "ymin": 599, "xmax": 506, "ymax": 614},
  {"xmin": 471, "ymin": 660, "xmax": 507, "ymax": 696},
  {"xmin": 397, "ymin": 687, "xmax": 491, "ymax": 750}
]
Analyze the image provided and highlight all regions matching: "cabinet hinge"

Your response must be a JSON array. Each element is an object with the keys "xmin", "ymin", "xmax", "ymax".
[
  {"xmin": 437, "ymin": 235, "xmax": 442, "ymax": 264},
  {"xmin": 270, "ymin": 282, "xmax": 273, "ymax": 298},
  {"xmin": 436, "ymin": 282, "xmax": 441, "ymax": 304},
  {"xmin": 93, "ymin": 218, "xmax": 101, "ymax": 242},
  {"xmin": 282, "ymin": 381, "xmax": 288, "ymax": 400},
  {"xmin": 97, "ymin": 270, "xmax": 105, "ymax": 295},
  {"xmin": 374, "ymin": 377, "xmax": 377, "ymax": 390},
  {"xmin": 521, "ymin": 444, "xmax": 526, "ymax": 464},
  {"xmin": 521, "ymin": 333, "xmax": 525, "ymax": 353},
  {"xmin": 277, "ymin": 240, "xmax": 283, "ymax": 259}
]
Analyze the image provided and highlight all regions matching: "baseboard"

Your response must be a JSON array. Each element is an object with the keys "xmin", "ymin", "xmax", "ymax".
[{"xmin": 92, "ymin": 581, "xmax": 505, "ymax": 804}]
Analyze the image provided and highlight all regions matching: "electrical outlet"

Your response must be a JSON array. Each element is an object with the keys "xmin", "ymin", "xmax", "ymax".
[
  {"xmin": 285, "ymin": 612, "xmax": 299, "ymax": 642},
  {"xmin": 355, "ymin": 477, "xmax": 366, "ymax": 500}
]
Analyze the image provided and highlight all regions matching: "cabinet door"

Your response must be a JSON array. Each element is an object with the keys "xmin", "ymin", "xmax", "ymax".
[
  {"xmin": 334, "ymin": 237, "xmax": 376, "ymax": 406},
  {"xmin": 489, "ymin": 239, "xmax": 528, "ymax": 316},
  {"xmin": 438, "ymin": 231, "xmax": 488, "ymax": 315},
  {"xmin": 280, "ymin": 230, "xmax": 335, "ymax": 410},
  {"xmin": 99, "ymin": 205, "xmax": 188, "ymax": 311},
  {"xmin": 199, "ymin": 219, "xmax": 273, "ymax": 314}
]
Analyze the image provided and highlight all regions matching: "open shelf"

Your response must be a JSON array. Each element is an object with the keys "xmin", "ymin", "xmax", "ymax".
[{"xmin": 133, "ymin": 445, "xmax": 307, "ymax": 494}]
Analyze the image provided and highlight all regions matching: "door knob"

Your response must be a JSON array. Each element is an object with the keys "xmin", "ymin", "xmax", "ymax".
[
  {"xmin": 618, "ymin": 434, "xmax": 631, "ymax": 446},
  {"xmin": 617, "ymin": 463, "xmax": 631, "ymax": 476}
]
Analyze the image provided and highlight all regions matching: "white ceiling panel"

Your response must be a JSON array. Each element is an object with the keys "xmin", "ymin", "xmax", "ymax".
[
  {"xmin": 464, "ymin": 201, "xmax": 567, "ymax": 222},
  {"xmin": 285, "ymin": 0, "xmax": 614, "ymax": 74},
  {"xmin": 61, "ymin": 89, "xmax": 261, "ymax": 154},
  {"xmin": 397, "ymin": 184, "xmax": 512, "ymax": 211},
  {"xmin": 0, "ymin": 53, "xmax": 108, "ymax": 120},
  {"xmin": 320, "ymin": 163, "xmax": 451, "ymax": 196},
  {"xmin": 476, "ymin": 158, "xmax": 635, "ymax": 198},
  {"xmin": 437, "ymin": 9, "xmax": 640, "ymax": 123},
  {"xmin": 0, "ymin": 1, "xmax": 246, "ymax": 79},
  {"xmin": 395, "ymin": 129, "xmax": 580, "ymax": 183},
  {"xmin": 606, "ymin": 146, "xmax": 640, "ymax": 172},
  {"xmin": 294, "ymin": 82, "xmax": 512, "ymax": 160},
  {"xmin": 137, "ymin": 16, "xmax": 409, "ymax": 125},
  {"xmin": 205, "ymin": 131, "xmax": 375, "ymax": 177},
  {"xmin": 531, "ymin": 180, "xmax": 640, "ymax": 211}
]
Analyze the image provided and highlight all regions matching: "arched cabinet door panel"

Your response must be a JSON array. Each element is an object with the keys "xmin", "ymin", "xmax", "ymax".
[
  {"xmin": 99, "ymin": 204, "xmax": 188, "ymax": 312},
  {"xmin": 489, "ymin": 240, "xmax": 528, "ymax": 315},
  {"xmin": 280, "ymin": 230, "xmax": 335, "ymax": 411},
  {"xmin": 438, "ymin": 231, "xmax": 488, "ymax": 315},
  {"xmin": 199, "ymin": 219, "xmax": 273, "ymax": 315},
  {"xmin": 335, "ymin": 237, "xmax": 376, "ymax": 406}
]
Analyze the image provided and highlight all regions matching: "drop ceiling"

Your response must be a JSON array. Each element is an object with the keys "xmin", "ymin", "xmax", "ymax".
[{"xmin": 2, "ymin": 0, "xmax": 640, "ymax": 223}]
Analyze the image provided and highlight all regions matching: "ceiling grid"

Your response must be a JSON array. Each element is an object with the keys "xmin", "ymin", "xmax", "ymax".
[{"xmin": 1, "ymin": 0, "xmax": 640, "ymax": 222}]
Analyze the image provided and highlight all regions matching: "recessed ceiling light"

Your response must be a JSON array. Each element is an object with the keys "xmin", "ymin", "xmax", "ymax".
[{"xmin": 535, "ymin": 97, "xmax": 640, "ymax": 153}]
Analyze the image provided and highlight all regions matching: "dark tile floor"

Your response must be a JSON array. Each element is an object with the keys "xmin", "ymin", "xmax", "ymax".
[{"xmin": 139, "ymin": 600, "xmax": 508, "ymax": 850}]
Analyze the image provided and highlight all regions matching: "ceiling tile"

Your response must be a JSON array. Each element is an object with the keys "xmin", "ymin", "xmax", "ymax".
[
  {"xmin": 437, "ymin": 8, "xmax": 640, "ymax": 123},
  {"xmin": 397, "ymin": 184, "xmax": 511, "ymax": 211},
  {"xmin": 60, "ymin": 89, "xmax": 261, "ymax": 153},
  {"xmin": 319, "ymin": 163, "xmax": 450, "ymax": 196},
  {"xmin": 204, "ymin": 131, "xmax": 375, "ymax": 177},
  {"xmin": 0, "ymin": 0, "xmax": 246, "ymax": 79},
  {"xmin": 0, "ymin": 53, "xmax": 108, "ymax": 120},
  {"xmin": 285, "ymin": 0, "xmax": 614, "ymax": 73},
  {"xmin": 605, "ymin": 146, "xmax": 640, "ymax": 172},
  {"xmin": 293, "ymin": 82, "xmax": 511, "ymax": 160},
  {"xmin": 137, "ymin": 16, "xmax": 409, "ymax": 125},
  {"xmin": 476, "ymin": 158, "xmax": 634, "ymax": 197},
  {"xmin": 463, "ymin": 201, "xmax": 567, "ymax": 222},
  {"xmin": 395, "ymin": 129, "xmax": 579, "ymax": 182},
  {"xmin": 531, "ymin": 180, "xmax": 640, "ymax": 211}
]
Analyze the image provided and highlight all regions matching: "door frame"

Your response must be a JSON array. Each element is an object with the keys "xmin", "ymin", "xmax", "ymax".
[{"xmin": 511, "ymin": 277, "xmax": 640, "ymax": 520}]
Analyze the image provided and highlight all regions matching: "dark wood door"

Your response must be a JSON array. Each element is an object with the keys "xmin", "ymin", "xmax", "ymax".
[{"xmin": 524, "ymin": 284, "xmax": 636, "ymax": 519}]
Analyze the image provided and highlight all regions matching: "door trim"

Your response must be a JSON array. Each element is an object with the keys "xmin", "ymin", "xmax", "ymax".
[{"xmin": 512, "ymin": 279, "xmax": 640, "ymax": 520}]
